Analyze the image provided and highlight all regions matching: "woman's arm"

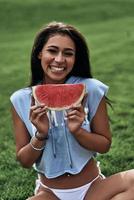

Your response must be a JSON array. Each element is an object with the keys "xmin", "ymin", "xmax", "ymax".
[
  {"xmin": 11, "ymin": 105, "xmax": 46, "ymax": 168},
  {"xmin": 67, "ymin": 97, "xmax": 112, "ymax": 153}
]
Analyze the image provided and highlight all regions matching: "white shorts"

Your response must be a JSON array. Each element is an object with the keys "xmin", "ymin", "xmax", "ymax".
[{"xmin": 35, "ymin": 175, "xmax": 100, "ymax": 200}]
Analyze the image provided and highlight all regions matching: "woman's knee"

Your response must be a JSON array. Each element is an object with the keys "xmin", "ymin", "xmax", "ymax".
[{"xmin": 123, "ymin": 169, "xmax": 134, "ymax": 189}]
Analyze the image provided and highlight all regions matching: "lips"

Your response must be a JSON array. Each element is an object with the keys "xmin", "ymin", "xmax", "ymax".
[{"xmin": 50, "ymin": 66, "xmax": 65, "ymax": 72}]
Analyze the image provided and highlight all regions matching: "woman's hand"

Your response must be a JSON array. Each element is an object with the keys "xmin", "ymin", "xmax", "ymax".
[
  {"xmin": 66, "ymin": 104, "xmax": 85, "ymax": 134},
  {"xmin": 29, "ymin": 96, "xmax": 49, "ymax": 136}
]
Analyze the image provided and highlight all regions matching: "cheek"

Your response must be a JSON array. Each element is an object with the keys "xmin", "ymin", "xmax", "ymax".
[
  {"xmin": 41, "ymin": 54, "xmax": 52, "ymax": 65},
  {"xmin": 68, "ymin": 57, "xmax": 75, "ymax": 68}
]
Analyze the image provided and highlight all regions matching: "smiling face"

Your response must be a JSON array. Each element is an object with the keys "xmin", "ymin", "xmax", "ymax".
[{"xmin": 38, "ymin": 34, "xmax": 76, "ymax": 84}]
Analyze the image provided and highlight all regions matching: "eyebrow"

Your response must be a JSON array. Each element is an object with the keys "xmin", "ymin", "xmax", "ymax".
[{"xmin": 47, "ymin": 45, "xmax": 75, "ymax": 52}]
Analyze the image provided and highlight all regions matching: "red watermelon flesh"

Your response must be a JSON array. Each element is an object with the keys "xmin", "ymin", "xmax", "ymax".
[{"xmin": 32, "ymin": 83, "xmax": 86, "ymax": 110}]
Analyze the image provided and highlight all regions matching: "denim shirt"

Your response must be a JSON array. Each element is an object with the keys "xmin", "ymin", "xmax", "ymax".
[{"xmin": 10, "ymin": 76, "xmax": 109, "ymax": 178}]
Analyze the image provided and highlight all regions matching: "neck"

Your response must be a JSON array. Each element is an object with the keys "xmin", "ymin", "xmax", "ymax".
[{"xmin": 43, "ymin": 78, "xmax": 67, "ymax": 84}]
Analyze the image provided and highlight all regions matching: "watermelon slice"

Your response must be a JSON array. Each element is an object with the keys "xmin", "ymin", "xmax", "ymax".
[{"xmin": 32, "ymin": 83, "xmax": 86, "ymax": 110}]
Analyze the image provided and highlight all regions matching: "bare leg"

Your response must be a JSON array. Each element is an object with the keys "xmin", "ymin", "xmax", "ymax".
[
  {"xmin": 26, "ymin": 187, "xmax": 59, "ymax": 200},
  {"xmin": 111, "ymin": 190, "xmax": 134, "ymax": 200},
  {"xmin": 84, "ymin": 169, "xmax": 134, "ymax": 200},
  {"xmin": 26, "ymin": 191, "xmax": 59, "ymax": 200}
]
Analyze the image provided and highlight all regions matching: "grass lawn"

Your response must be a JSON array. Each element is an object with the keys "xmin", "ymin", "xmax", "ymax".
[{"xmin": 0, "ymin": 0, "xmax": 134, "ymax": 199}]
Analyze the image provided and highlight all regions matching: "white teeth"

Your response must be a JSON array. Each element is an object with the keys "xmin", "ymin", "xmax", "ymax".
[{"xmin": 51, "ymin": 66, "xmax": 65, "ymax": 72}]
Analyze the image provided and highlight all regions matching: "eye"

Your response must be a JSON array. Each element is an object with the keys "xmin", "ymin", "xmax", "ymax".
[
  {"xmin": 64, "ymin": 51, "xmax": 75, "ymax": 57},
  {"xmin": 47, "ymin": 48, "xmax": 57, "ymax": 54}
]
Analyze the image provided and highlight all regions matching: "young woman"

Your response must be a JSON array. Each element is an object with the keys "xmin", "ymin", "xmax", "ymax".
[{"xmin": 10, "ymin": 21, "xmax": 134, "ymax": 200}]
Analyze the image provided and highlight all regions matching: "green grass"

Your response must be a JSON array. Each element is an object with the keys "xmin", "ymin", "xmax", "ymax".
[{"xmin": 0, "ymin": 0, "xmax": 134, "ymax": 199}]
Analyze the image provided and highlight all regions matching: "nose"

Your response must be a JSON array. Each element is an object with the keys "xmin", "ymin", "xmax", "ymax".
[{"xmin": 54, "ymin": 52, "xmax": 65, "ymax": 63}]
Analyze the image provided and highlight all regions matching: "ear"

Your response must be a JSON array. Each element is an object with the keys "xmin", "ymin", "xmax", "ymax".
[{"xmin": 38, "ymin": 52, "xmax": 42, "ymax": 59}]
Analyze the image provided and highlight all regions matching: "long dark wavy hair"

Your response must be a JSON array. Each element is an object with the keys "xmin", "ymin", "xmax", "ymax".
[{"xmin": 29, "ymin": 21, "xmax": 93, "ymax": 86}]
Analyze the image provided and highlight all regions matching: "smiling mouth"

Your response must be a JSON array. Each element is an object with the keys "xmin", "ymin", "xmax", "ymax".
[{"xmin": 50, "ymin": 66, "xmax": 65, "ymax": 72}]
